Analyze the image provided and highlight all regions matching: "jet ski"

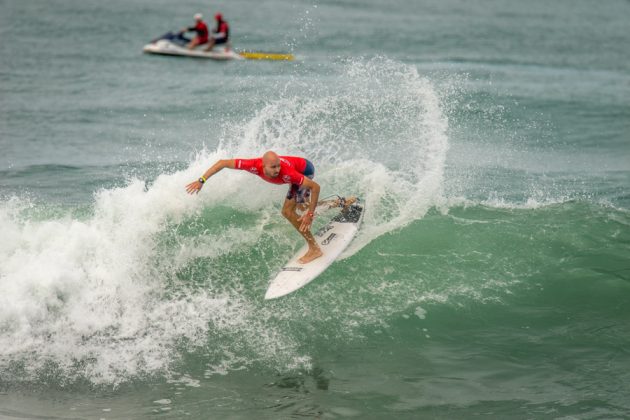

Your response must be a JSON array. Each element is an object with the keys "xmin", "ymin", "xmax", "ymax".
[{"xmin": 142, "ymin": 32, "xmax": 243, "ymax": 60}]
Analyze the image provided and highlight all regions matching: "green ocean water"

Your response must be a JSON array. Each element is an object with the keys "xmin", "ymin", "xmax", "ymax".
[{"xmin": 1, "ymin": 0, "xmax": 630, "ymax": 418}]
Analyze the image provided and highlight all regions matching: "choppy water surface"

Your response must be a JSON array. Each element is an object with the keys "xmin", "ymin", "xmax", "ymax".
[{"xmin": 1, "ymin": 0, "xmax": 629, "ymax": 418}]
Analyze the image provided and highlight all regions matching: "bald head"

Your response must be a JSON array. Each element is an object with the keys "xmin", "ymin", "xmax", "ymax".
[
  {"xmin": 262, "ymin": 150, "xmax": 281, "ymax": 178},
  {"xmin": 262, "ymin": 150, "xmax": 279, "ymax": 164}
]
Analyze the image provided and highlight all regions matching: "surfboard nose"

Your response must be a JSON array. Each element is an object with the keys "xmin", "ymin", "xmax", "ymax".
[{"xmin": 264, "ymin": 288, "xmax": 288, "ymax": 300}]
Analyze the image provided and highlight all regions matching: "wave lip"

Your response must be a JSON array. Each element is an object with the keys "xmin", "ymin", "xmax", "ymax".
[{"xmin": 221, "ymin": 57, "xmax": 450, "ymax": 256}]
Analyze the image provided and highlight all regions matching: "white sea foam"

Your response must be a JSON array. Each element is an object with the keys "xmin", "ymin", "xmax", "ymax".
[
  {"xmin": 217, "ymin": 58, "xmax": 449, "ymax": 257},
  {"xmin": 0, "ymin": 58, "xmax": 451, "ymax": 384},
  {"xmin": 0, "ymin": 165, "xmax": 305, "ymax": 384}
]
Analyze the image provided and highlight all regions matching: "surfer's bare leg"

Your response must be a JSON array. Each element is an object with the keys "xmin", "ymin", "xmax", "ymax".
[
  {"xmin": 282, "ymin": 198, "xmax": 322, "ymax": 264},
  {"xmin": 342, "ymin": 196, "xmax": 357, "ymax": 207}
]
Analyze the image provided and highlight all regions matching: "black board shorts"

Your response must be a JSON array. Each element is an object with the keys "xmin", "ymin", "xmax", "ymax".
[{"xmin": 286, "ymin": 159, "xmax": 314, "ymax": 203}]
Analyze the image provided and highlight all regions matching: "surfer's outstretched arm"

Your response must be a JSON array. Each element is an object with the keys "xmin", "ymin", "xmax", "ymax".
[{"xmin": 185, "ymin": 159, "xmax": 236, "ymax": 194}]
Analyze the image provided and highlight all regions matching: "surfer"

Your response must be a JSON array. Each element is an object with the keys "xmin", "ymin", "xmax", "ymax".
[
  {"xmin": 204, "ymin": 13, "xmax": 230, "ymax": 51},
  {"xmin": 185, "ymin": 151, "xmax": 323, "ymax": 264},
  {"xmin": 180, "ymin": 13, "xmax": 209, "ymax": 50}
]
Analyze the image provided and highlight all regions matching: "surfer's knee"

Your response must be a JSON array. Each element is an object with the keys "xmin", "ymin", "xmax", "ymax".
[{"xmin": 281, "ymin": 205, "xmax": 294, "ymax": 219}]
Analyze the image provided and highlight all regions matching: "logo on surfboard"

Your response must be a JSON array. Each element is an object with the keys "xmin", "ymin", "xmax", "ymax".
[
  {"xmin": 316, "ymin": 223, "xmax": 334, "ymax": 237},
  {"xmin": 321, "ymin": 233, "xmax": 337, "ymax": 246}
]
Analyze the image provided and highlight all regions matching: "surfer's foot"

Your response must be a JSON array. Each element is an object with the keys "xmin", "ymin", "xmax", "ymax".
[
  {"xmin": 298, "ymin": 247, "xmax": 323, "ymax": 264},
  {"xmin": 333, "ymin": 196, "xmax": 357, "ymax": 208}
]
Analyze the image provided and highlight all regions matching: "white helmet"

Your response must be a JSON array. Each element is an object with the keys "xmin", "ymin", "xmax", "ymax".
[{"xmin": 194, "ymin": 13, "xmax": 203, "ymax": 21}]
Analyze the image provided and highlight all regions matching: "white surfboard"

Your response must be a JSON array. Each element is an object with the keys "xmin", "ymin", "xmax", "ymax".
[{"xmin": 265, "ymin": 200, "xmax": 364, "ymax": 300}]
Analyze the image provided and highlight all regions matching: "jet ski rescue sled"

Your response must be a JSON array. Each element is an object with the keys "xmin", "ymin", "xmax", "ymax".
[{"xmin": 143, "ymin": 32, "xmax": 294, "ymax": 61}]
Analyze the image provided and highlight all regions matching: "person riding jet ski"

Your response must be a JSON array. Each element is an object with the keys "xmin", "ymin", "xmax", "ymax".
[
  {"xmin": 179, "ymin": 13, "xmax": 209, "ymax": 49},
  {"xmin": 204, "ymin": 13, "xmax": 230, "ymax": 51}
]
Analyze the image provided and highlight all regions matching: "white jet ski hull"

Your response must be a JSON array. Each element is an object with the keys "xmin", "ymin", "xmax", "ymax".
[{"xmin": 143, "ymin": 40, "xmax": 243, "ymax": 60}]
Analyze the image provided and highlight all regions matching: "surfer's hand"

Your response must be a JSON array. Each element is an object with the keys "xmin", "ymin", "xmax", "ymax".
[
  {"xmin": 185, "ymin": 180, "xmax": 203, "ymax": 194},
  {"xmin": 298, "ymin": 212, "xmax": 314, "ymax": 232}
]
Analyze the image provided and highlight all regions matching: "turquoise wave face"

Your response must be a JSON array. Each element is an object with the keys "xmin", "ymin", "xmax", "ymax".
[
  {"xmin": 4, "ymin": 198, "xmax": 630, "ymax": 418},
  {"xmin": 2, "ymin": 178, "xmax": 629, "ymax": 385}
]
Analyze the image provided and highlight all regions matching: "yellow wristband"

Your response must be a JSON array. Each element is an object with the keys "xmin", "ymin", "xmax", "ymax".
[{"xmin": 199, "ymin": 176, "xmax": 207, "ymax": 184}]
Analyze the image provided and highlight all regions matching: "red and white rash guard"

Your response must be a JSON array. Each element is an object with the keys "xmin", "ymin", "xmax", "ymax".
[{"xmin": 234, "ymin": 156, "xmax": 308, "ymax": 185}]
